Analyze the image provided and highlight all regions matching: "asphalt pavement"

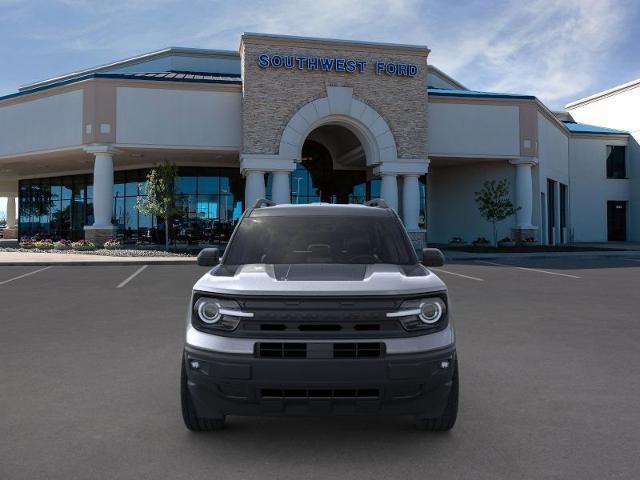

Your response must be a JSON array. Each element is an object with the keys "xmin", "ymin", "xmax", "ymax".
[{"xmin": 1, "ymin": 258, "xmax": 639, "ymax": 480}]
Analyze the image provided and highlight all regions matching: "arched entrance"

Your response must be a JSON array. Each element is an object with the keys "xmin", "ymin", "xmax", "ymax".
[{"xmin": 297, "ymin": 124, "xmax": 379, "ymax": 204}]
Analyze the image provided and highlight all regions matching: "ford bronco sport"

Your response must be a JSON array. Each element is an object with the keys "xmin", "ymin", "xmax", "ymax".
[{"xmin": 181, "ymin": 199, "xmax": 458, "ymax": 431}]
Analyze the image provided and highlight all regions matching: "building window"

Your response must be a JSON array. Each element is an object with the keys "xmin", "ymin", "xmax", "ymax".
[{"xmin": 606, "ymin": 146, "xmax": 626, "ymax": 179}]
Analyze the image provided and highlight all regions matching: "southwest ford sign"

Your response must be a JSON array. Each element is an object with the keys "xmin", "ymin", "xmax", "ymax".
[{"xmin": 257, "ymin": 54, "xmax": 418, "ymax": 77}]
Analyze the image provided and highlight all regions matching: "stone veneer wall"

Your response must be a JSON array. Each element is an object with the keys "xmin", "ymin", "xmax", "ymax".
[{"xmin": 240, "ymin": 36, "xmax": 429, "ymax": 159}]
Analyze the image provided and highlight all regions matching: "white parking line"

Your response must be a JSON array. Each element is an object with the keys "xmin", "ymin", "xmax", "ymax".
[
  {"xmin": 475, "ymin": 260, "xmax": 581, "ymax": 279},
  {"xmin": 116, "ymin": 265, "xmax": 148, "ymax": 289},
  {"xmin": 430, "ymin": 267, "xmax": 484, "ymax": 282},
  {"xmin": 0, "ymin": 266, "xmax": 52, "ymax": 286}
]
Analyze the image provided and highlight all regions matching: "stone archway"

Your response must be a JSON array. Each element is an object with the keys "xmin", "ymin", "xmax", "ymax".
[{"xmin": 278, "ymin": 86, "xmax": 398, "ymax": 166}]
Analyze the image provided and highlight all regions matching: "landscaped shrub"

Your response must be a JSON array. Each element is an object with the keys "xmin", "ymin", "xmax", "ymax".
[
  {"xmin": 33, "ymin": 239, "xmax": 54, "ymax": 250},
  {"xmin": 448, "ymin": 237, "xmax": 466, "ymax": 245},
  {"xmin": 497, "ymin": 237, "xmax": 515, "ymax": 247},
  {"xmin": 19, "ymin": 236, "xmax": 35, "ymax": 249},
  {"xmin": 53, "ymin": 239, "xmax": 72, "ymax": 250},
  {"xmin": 472, "ymin": 237, "xmax": 491, "ymax": 246},
  {"xmin": 103, "ymin": 238, "xmax": 122, "ymax": 250},
  {"xmin": 71, "ymin": 240, "xmax": 96, "ymax": 251}
]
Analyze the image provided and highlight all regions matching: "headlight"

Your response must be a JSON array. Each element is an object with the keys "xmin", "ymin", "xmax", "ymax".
[
  {"xmin": 419, "ymin": 298, "xmax": 445, "ymax": 324},
  {"xmin": 387, "ymin": 295, "xmax": 447, "ymax": 331},
  {"xmin": 195, "ymin": 298, "xmax": 221, "ymax": 324},
  {"xmin": 192, "ymin": 295, "xmax": 249, "ymax": 331}
]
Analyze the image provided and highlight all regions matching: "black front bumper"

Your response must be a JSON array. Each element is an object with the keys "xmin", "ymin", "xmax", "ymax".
[{"xmin": 184, "ymin": 344, "xmax": 456, "ymax": 418}]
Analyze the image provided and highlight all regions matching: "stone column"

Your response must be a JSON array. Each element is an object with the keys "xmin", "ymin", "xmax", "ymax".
[
  {"xmin": 402, "ymin": 174, "xmax": 420, "ymax": 231},
  {"xmin": 244, "ymin": 170, "xmax": 266, "ymax": 209},
  {"xmin": 271, "ymin": 171, "xmax": 290, "ymax": 205},
  {"xmin": 84, "ymin": 145, "xmax": 117, "ymax": 245},
  {"xmin": 379, "ymin": 174, "xmax": 399, "ymax": 211},
  {"xmin": 509, "ymin": 157, "xmax": 538, "ymax": 241},
  {"xmin": 6, "ymin": 195, "xmax": 16, "ymax": 229}
]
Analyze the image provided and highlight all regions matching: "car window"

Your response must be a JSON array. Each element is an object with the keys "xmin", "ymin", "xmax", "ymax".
[{"xmin": 224, "ymin": 215, "xmax": 417, "ymax": 265}]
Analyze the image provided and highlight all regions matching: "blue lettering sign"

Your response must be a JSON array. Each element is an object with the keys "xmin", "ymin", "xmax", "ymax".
[
  {"xmin": 258, "ymin": 54, "xmax": 269, "ymax": 68},
  {"xmin": 320, "ymin": 57, "xmax": 335, "ymax": 71},
  {"xmin": 346, "ymin": 59, "xmax": 356, "ymax": 73},
  {"xmin": 283, "ymin": 55, "xmax": 294, "ymax": 69},
  {"xmin": 256, "ymin": 54, "xmax": 417, "ymax": 78}
]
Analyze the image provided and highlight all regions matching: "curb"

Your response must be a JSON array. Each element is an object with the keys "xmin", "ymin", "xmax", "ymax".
[{"xmin": 0, "ymin": 259, "xmax": 196, "ymax": 266}]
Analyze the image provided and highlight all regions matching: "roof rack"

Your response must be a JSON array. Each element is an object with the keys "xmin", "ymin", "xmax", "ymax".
[
  {"xmin": 364, "ymin": 198, "xmax": 389, "ymax": 208},
  {"xmin": 253, "ymin": 199, "xmax": 276, "ymax": 208}
]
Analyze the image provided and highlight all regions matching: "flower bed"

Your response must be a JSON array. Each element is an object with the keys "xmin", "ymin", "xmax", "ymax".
[{"xmin": 70, "ymin": 240, "xmax": 96, "ymax": 251}]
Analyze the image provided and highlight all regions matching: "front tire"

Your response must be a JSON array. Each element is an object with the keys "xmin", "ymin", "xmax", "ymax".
[
  {"xmin": 414, "ymin": 359, "xmax": 459, "ymax": 432},
  {"xmin": 181, "ymin": 360, "xmax": 225, "ymax": 432}
]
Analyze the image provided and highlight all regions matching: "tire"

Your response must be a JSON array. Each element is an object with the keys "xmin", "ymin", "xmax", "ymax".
[
  {"xmin": 181, "ymin": 360, "xmax": 226, "ymax": 432},
  {"xmin": 414, "ymin": 359, "xmax": 459, "ymax": 432}
]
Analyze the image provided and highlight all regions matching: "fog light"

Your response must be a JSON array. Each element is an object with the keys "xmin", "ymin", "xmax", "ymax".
[
  {"xmin": 440, "ymin": 360, "xmax": 450, "ymax": 369},
  {"xmin": 189, "ymin": 360, "xmax": 200, "ymax": 370}
]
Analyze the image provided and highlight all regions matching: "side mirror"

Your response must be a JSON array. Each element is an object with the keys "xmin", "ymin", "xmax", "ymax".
[
  {"xmin": 197, "ymin": 248, "xmax": 220, "ymax": 267},
  {"xmin": 421, "ymin": 248, "xmax": 445, "ymax": 267}
]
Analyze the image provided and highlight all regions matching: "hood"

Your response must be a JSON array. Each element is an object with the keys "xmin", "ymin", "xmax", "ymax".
[{"xmin": 193, "ymin": 263, "xmax": 447, "ymax": 296}]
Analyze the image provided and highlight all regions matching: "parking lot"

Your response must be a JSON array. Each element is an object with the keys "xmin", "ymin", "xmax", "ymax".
[{"xmin": 1, "ymin": 257, "xmax": 639, "ymax": 480}]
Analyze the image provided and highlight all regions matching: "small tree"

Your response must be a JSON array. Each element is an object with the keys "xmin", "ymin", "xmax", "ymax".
[
  {"xmin": 136, "ymin": 161, "xmax": 178, "ymax": 251},
  {"xmin": 474, "ymin": 179, "xmax": 520, "ymax": 246}
]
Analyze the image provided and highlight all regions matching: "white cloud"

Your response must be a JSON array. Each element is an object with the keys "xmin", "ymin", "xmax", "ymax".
[{"xmin": 4, "ymin": 0, "xmax": 634, "ymax": 108}]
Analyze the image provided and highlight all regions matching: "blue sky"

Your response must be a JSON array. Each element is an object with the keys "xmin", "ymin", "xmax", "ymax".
[{"xmin": 1, "ymin": 0, "xmax": 639, "ymax": 108}]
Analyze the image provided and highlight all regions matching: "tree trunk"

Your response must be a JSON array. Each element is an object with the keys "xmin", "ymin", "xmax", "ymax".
[
  {"xmin": 492, "ymin": 221, "xmax": 497, "ymax": 246},
  {"xmin": 164, "ymin": 216, "xmax": 170, "ymax": 251}
]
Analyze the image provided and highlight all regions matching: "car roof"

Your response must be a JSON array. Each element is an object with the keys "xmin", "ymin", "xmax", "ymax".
[{"xmin": 248, "ymin": 203, "xmax": 394, "ymax": 218}]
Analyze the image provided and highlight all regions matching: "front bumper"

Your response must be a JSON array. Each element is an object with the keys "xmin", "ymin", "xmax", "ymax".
[{"xmin": 184, "ymin": 343, "xmax": 456, "ymax": 418}]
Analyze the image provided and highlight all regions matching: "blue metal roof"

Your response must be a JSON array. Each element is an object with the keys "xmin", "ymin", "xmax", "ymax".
[
  {"xmin": 0, "ymin": 71, "xmax": 242, "ymax": 102},
  {"xmin": 562, "ymin": 121, "xmax": 628, "ymax": 135},
  {"xmin": 428, "ymin": 87, "xmax": 535, "ymax": 100}
]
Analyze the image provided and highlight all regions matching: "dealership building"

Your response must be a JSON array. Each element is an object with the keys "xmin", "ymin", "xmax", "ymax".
[{"xmin": 0, "ymin": 33, "xmax": 637, "ymax": 247}]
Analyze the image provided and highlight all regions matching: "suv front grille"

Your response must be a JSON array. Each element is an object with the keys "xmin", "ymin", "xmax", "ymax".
[{"xmin": 256, "ymin": 342, "xmax": 384, "ymax": 359}]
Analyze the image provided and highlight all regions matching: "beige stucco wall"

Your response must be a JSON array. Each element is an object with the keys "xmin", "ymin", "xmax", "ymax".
[{"xmin": 240, "ymin": 35, "xmax": 429, "ymax": 160}]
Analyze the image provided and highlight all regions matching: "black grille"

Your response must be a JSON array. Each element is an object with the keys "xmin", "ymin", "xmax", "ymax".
[
  {"xmin": 261, "ymin": 388, "xmax": 380, "ymax": 399},
  {"xmin": 334, "ymin": 343, "xmax": 383, "ymax": 358},
  {"xmin": 256, "ymin": 342, "xmax": 384, "ymax": 359},
  {"xmin": 257, "ymin": 343, "xmax": 306, "ymax": 358}
]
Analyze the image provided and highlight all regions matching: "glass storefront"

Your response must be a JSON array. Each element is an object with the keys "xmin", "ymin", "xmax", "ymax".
[
  {"xmin": 19, "ymin": 167, "xmax": 244, "ymax": 246},
  {"xmin": 18, "ymin": 164, "xmax": 425, "ymax": 244},
  {"xmin": 266, "ymin": 163, "xmax": 427, "ymax": 227}
]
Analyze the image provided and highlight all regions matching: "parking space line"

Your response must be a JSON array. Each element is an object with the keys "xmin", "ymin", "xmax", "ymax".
[
  {"xmin": 624, "ymin": 258, "xmax": 640, "ymax": 263},
  {"xmin": 116, "ymin": 265, "xmax": 148, "ymax": 289},
  {"xmin": 475, "ymin": 260, "xmax": 581, "ymax": 278},
  {"xmin": 0, "ymin": 266, "xmax": 52, "ymax": 286},
  {"xmin": 430, "ymin": 268, "xmax": 484, "ymax": 282}
]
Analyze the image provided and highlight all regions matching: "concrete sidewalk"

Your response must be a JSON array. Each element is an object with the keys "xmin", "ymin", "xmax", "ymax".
[{"xmin": 0, "ymin": 251, "xmax": 196, "ymax": 266}]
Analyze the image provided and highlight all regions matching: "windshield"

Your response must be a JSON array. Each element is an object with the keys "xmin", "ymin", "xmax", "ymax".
[{"xmin": 223, "ymin": 215, "xmax": 417, "ymax": 265}]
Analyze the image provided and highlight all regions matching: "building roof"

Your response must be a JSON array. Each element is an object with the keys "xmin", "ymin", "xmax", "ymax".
[
  {"xmin": 565, "ymin": 78, "xmax": 640, "ymax": 109},
  {"xmin": 19, "ymin": 47, "xmax": 240, "ymax": 92},
  {"xmin": 562, "ymin": 121, "xmax": 628, "ymax": 135},
  {"xmin": 428, "ymin": 87, "xmax": 535, "ymax": 100},
  {"xmin": 0, "ymin": 71, "xmax": 241, "ymax": 103}
]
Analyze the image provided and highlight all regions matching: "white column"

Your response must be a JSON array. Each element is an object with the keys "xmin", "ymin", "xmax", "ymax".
[
  {"xmin": 271, "ymin": 171, "xmax": 290, "ymax": 205},
  {"xmin": 379, "ymin": 173, "xmax": 398, "ymax": 211},
  {"xmin": 6, "ymin": 195, "xmax": 16, "ymax": 229},
  {"xmin": 91, "ymin": 151, "xmax": 115, "ymax": 227},
  {"xmin": 244, "ymin": 170, "xmax": 266, "ymax": 209},
  {"xmin": 510, "ymin": 158, "xmax": 537, "ymax": 229},
  {"xmin": 402, "ymin": 174, "xmax": 420, "ymax": 231}
]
